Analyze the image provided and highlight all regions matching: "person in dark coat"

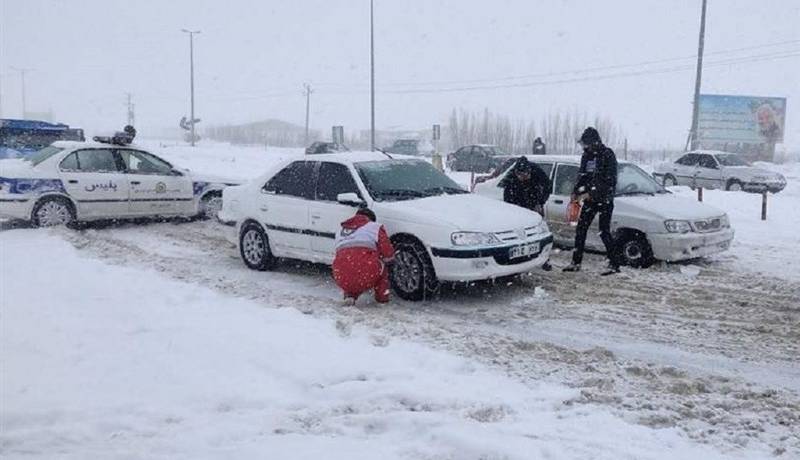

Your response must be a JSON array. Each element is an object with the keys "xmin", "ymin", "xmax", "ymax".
[
  {"xmin": 563, "ymin": 127, "xmax": 620, "ymax": 275},
  {"xmin": 532, "ymin": 137, "xmax": 546, "ymax": 155},
  {"xmin": 502, "ymin": 156, "xmax": 553, "ymax": 270}
]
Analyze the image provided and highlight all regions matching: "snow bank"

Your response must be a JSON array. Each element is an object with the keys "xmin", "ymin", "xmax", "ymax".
[
  {"xmin": 0, "ymin": 231, "xmax": 744, "ymax": 459},
  {"xmin": 139, "ymin": 140, "xmax": 304, "ymax": 182},
  {"xmin": 669, "ymin": 161, "xmax": 800, "ymax": 282}
]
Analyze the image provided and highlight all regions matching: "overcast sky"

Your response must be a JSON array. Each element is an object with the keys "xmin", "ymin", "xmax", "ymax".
[{"xmin": 1, "ymin": 0, "xmax": 798, "ymax": 149}]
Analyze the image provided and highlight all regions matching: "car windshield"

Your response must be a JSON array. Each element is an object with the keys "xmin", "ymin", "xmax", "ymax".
[
  {"xmin": 355, "ymin": 159, "xmax": 467, "ymax": 201},
  {"xmin": 615, "ymin": 163, "xmax": 666, "ymax": 196},
  {"xmin": 26, "ymin": 146, "xmax": 65, "ymax": 166},
  {"xmin": 715, "ymin": 154, "xmax": 749, "ymax": 167}
]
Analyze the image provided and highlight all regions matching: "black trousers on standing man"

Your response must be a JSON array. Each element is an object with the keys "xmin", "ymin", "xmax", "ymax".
[{"xmin": 572, "ymin": 200, "xmax": 618, "ymax": 267}]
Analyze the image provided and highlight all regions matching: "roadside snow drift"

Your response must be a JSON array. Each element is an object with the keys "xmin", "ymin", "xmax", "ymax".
[{"xmin": 0, "ymin": 230, "xmax": 740, "ymax": 459}]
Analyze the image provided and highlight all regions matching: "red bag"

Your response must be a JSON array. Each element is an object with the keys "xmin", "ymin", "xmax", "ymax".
[{"xmin": 567, "ymin": 200, "xmax": 581, "ymax": 226}]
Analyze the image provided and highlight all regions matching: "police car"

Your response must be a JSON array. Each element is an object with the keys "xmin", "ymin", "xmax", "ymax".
[
  {"xmin": 0, "ymin": 141, "xmax": 238, "ymax": 226},
  {"xmin": 218, "ymin": 151, "xmax": 553, "ymax": 301}
]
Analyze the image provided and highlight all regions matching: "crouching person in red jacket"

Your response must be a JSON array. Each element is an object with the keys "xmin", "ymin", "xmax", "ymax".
[{"xmin": 333, "ymin": 208, "xmax": 395, "ymax": 305}]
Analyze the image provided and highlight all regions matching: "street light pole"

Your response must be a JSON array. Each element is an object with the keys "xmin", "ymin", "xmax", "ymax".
[
  {"xmin": 370, "ymin": 0, "xmax": 375, "ymax": 151},
  {"xmin": 11, "ymin": 67, "xmax": 33, "ymax": 118},
  {"xmin": 182, "ymin": 29, "xmax": 201, "ymax": 146},
  {"xmin": 688, "ymin": 0, "xmax": 708, "ymax": 150},
  {"xmin": 303, "ymin": 83, "xmax": 313, "ymax": 145}
]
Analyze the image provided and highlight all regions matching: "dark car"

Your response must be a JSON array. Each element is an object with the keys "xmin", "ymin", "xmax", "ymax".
[
  {"xmin": 446, "ymin": 144, "xmax": 510, "ymax": 173},
  {"xmin": 383, "ymin": 139, "xmax": 432, "ymax": 156},
  {"xmin": 306, "ymin": 141, "xmax": 350, "ymax": 155}
]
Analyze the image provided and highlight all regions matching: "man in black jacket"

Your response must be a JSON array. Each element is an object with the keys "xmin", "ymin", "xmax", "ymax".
[
  {"xmin": 502, "ymin": 156, "xmax": 553, "ymax": 270},
  {"xmin": 563, "ymin": 127, "xmax": 620, "ymax": 275}
]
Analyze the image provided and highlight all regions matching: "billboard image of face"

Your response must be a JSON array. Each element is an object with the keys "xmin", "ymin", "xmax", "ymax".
[{"xmin": 697, "ymin": 94, "xmax": 787, "ymax": 145}]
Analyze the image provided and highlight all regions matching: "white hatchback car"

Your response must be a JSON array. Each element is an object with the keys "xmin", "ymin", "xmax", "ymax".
[
  {"xmin": 219, "ymin": 151, "xmax": 553, "ymax": 301},
  {"xmin": 474, "ymin": 155, "xmax": 735, "ymax": 267},
  {"xmin": 0, "ymin": 141, "xmax": 237, "ymax": 226}
]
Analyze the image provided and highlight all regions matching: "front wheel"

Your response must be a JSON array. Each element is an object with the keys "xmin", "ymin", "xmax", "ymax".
[
  {"xmin": 390, "ymin": 241, "xmax": 438, "ymax": 301},
  {"xmin": 663, "ymin": 174, "xmax": 677, "ymax": 187},
  {"xmin": 617, "ymin": 234, "xmax": 654, "ymax": 268},
  {"xmin": 239, "ymin": 222, "xmax": 275, "ymax": 271},
  {"xmin": 726, "ymin": 179, "xmax": 743, "ymax": 192}
]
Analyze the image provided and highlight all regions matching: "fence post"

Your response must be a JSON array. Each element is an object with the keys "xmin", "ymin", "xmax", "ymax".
[
  {"xmin": 761, "ymin": 191, "xmax": 767, "ymax": 220},
  {"xmin": 697, "ymin": 187, "xmax": 703, "ymax": 202}
]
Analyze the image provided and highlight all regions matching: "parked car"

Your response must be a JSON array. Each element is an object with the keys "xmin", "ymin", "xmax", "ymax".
[
  {"xmin": 447, "ymin": 144, "xmax": 511, "ymax": 173},
  {"xmin": 653, "ymin": 150, "xmax": 786, "ymax": 193},
  {"xmin": 218, "ymin": 151, "xmax": 553, "ymax": 301},
  {"xmin": 383, "ymin": 139, "xmax": 434, "ymax": 156},
  {"xmin": 0, "ymin": 140, "xmax": 238, "ymax": 226},
  {"xmin": 474, "ymin": 155, "xmax": 734, "ymax": 267},
  {"xmin": 306, "ymin": 141, "xmax": 349, "ymax": 155}
]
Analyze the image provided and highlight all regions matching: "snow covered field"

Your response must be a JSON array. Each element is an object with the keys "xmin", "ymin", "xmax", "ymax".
[{"xmin": 2, "ymin": 141, "xmax": 799, "ymax": 458}]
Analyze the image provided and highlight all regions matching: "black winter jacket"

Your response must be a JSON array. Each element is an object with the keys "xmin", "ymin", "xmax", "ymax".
[
  {"xmin": 573, "ymin": 145, "xmax": 618, "ymax": 203},
  {"xmin": 502, "ymin": 164, "xmax": 552, "ymax": 210}
]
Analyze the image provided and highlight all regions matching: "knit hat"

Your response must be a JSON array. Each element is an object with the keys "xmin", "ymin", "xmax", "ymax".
[{"xmin": 578, "ymin": 127, "xmax": 602, "ymax": 145}]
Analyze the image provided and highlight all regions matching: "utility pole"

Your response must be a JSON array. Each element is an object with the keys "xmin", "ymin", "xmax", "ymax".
[
  {"xmin": 369, "ymin": 0, "xmax": 376, "ymax": 151},
  {"xmin": 181, "ymin": 29, "xmax": 201, "ymax": 146},
  {"xmin": 11, "ymin": 67, "xmax": 34, "ymax": 118},
  {"xmin": 125, "ymin": 92, "xmax": 135, "ymax": 126},
  {"xmin": 303, "ymin": 83, "xmax": 313, "ymax": 145},
  {"xmin": 688, "ymin": 0, "xmax": 708, "ymax": 151}
]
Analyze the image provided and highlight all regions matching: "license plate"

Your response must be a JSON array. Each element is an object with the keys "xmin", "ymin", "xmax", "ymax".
[{"xmin": 509, "ymin": 242, "xmax": 539, "ymax": 259}]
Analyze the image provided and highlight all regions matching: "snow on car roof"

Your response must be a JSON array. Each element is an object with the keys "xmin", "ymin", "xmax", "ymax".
[
  {"xmin": 50, "ymin": 140, "xmax": 146, "ymax": 150},
  {"xmin": 521, "ymin": 154, "xmax": 633, "ymax": 165}
]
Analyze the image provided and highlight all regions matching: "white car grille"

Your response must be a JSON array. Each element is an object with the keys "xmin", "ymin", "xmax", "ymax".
[
  {"xmin": 494, "ymin": 226, "xmax": 540, "ymax": 242},
  {"xmin": 692, "ymin": 217, "xmax": 723, "ymax": 233}
]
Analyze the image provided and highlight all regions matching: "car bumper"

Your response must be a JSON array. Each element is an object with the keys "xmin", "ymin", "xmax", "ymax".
[
  {"xmin": 742, "ymin": 182, "xmax": 786, "ymax": 193},
  {"xmin": 0, "ymin": 197, "xmax": 33, "ymax": 220},
  {"xmin": 649, "ymin": 228, "xmax": 734, "ymax": 262},
  {"xmin": 430, "ymin": 234, "xmax": 553, "ymax": 281}
]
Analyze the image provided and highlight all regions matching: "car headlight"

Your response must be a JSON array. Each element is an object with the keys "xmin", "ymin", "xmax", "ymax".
[
  {"xmin": 752, "ymin": 175, "xmax": 768, "ymax": 181},
  {"xmin": 451, "ymin": 231, "xmax": 501, "ymax": 246},
  {"xmin": 664, "ymin": 220, "xmax": 692, "ymax": 234},
  {"xmin": 532, "ymin": 221, "xmax": 549, "ymax": 235},
  {"xmin": 720, "ymin": 215, "xmax": 730, "ymax": 228}
]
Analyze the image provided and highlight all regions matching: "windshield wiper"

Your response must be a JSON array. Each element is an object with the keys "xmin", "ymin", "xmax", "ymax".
[
  {"xmin": 374, "ymin": 189, "xmax": 427, "ymax": 200},
  {"xmin": 423, "ymin": 186, "xmax": 468, "ymax": 196}
]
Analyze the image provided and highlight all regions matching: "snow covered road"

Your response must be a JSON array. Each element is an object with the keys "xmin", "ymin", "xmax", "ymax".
[{"xmin": 2, "ymin": 214, "xmax": 794, "ymax": 457}]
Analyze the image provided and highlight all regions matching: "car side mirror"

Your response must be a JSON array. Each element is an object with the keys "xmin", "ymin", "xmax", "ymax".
[{"xmin": 337, "ymin": 192, "xmax": 364, "ymax": 207}]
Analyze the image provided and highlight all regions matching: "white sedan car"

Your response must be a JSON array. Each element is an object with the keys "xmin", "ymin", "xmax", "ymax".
[
  {"xmin": 474, "ymin": 155, "xmax": 735, "ymax": 267},
  {"xmin": 653, "ymin": 150, "xmax": 786, "ymax": 193},
  {"xmin": 0, "ymin": 141, "xmax": 238, "ymax": 226},
  {"xmin": 219, "ymin": 151, "xmax": 553, "ymax": 301}
]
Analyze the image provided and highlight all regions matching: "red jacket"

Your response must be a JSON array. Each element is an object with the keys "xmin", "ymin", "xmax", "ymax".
[{"xmin": 335, "ymin": 214, "xmax": 394, "ymax": 262}]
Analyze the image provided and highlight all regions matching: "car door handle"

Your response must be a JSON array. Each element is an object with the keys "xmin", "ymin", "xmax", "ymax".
[
  {"xmin": 68, "ymin": 179, "xmax": 78, "ymax": 184},
  {"xmin": 311, "ymin": 214, "xmax": 321, "ymax": 219},
  {"xmin": 259, "ymin": 206, "xmax": 268, "ymax": 212},
  {"xmin": 554, "ymin": 199, "xmax": 564, "ymax": 204},
  {"xmin": 131, "ymin": 181, "xmax": 141, "ymax": 185}
]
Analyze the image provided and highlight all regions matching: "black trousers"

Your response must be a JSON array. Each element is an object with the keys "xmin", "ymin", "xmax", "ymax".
[{"xmin": 572, "ymin": 201, "xmax": 617, "ymax": 266}]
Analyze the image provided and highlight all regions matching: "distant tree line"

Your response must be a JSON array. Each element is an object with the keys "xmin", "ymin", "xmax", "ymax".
[
  {"xmin": 447, "ymin": 108, "xmax": 626, "ymax": 155},
  {"xmin": 205, "ymin": 120, "xmax": 320, "ymax": 148}
]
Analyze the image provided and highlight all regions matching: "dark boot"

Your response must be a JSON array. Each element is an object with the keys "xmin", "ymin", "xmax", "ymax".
[
  {"xmin": 601, "ymin": 264, "xmax": 621, "ymax": 276},
  {"xmin": 541, "ymin": 261, "xmax": 553, "ymax": 271}
]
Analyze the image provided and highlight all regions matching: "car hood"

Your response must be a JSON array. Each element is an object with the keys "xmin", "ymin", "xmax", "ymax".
[
  {"xmin": 186, "ymin": 170, "xmax": 242, "ymax": 185},
  {"xmin": 376, "ymin": 193, "xmax": 541, "ymax": 231},
  {"xmin": 617, "ymin": 193, "xmax": 725, "ymax": 220}
]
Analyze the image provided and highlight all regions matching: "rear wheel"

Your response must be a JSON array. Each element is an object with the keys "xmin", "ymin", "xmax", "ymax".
[
  {"xmin": 32, "ymin": 197, "xmax": 75, "ymax": 227},
  {"xmin": 617, "ymin": 233, "xmax": 654, "ymax": 268},
  {"xmin": 200, "ymin": 192, "xmax": 223, "ymax": 218},
  {"xmin": 391, "ymin": 240, "xmax": 438, "ymax": 301},
  {"xmin": 239, "ymin": 222, "xmax": 275, "ymax": 271}
]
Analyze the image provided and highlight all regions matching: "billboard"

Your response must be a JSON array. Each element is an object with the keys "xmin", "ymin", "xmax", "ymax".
[{"xmin": 697, "ymin": 94, "xmax": 786, "ymax": 145}]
